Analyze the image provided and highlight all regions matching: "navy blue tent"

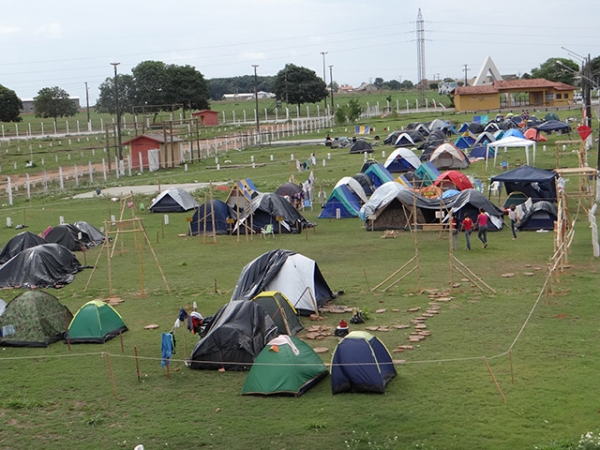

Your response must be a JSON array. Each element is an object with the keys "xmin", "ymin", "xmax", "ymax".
[
  {"xmin": 189, "ymin": 200, "xmax": 236, "ymax": 236},
  {"xmin": 517, "ymin": 201, "xmax": 557, "ymax": 231},
  {"xmin": 318, "ymin": 185, "xmax": 362, "ymax": 219},
  {"xmin": 535, "ymin": 120, "xmax": 571, "ymax": 136},
  {"xmin": 469, "ymin": 145, "xmax": 494, "ymax": 159},
  {"xmin": 490, "ymin": 165, "xmax": 557, "ymax": 202},
  {"xmin": 331, "ymin": 331, "xmax": 396, "ymax": 394},
  {"xmin": 364, "ymin": 163, "xmax": 394, "ymax": 188}
]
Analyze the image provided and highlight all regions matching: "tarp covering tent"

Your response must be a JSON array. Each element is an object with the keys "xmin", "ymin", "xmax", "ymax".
[
  {"xmin": 189, "ymin": 200, "xmax": 236, "ymax": 236},
  {"xmin": 149, "ymin": 188, "xmax": 199, "ymax": 212},
  {"xmin": 486, "ymin": 136, "xmax": 537, "ymax": 167},
  {"xmin": 232, "ymin": 193, "xmax": 312, "ymax": 235},
  {"xmin": 67, "ymin": 300, "xmax": 127, "ymax": 344},
  {"xmin": 363, "ymin": 163, "xmax": 394, "ymax": 188},
  {"xmin": 0, "ymin": 231, "xmax": 47, "ymax": 265},
  {"xmin": 231, "ymin": 249, "xmax": 335, "ymax": 315},
  {"xmin": 430, "ymin": 143, "xmax": 470, "ymax": 170},
  {"xmin": 226, "ymin": 179, "xmax": 259, "ymax": 210},
  {"xmin": 348, "ymin": 139, "xmax": 373, "ymax": 154},
  {"xmin": 383, "ymin": 148, "xmax": 421, "ymax": 173},
  {"xmin": 318, "ymin": 185, "xmax": 362, "ymax": 219},
  {"xmin": 45, "ymin": 224, "xmax": 88, "ymax": 251},
  {"xmin": 0, "ymin": 290, "xmax": 72, "ymax": 347},
  {"xmin": 434, "ymin": 170, "xmax": 474, "ymax": 191},
  {"xmin": 0, "ymin": 243, "xmax": 83, "ymax": 289},
  {"xmin": 242, "ymin": 335, "xmax": 328, "ymax": 396},
  {"xmin": 0, "ymin": 298, "xmax": 6, "ymax": 317},
  {"xmin": 490, "ymin": 165, "xmax": 557, "ymax": 202},
  {"xmin": 73, "ymin": 221, "xmax": 105, "ymax": 247},
  {"xmin": 446, "ymin": 189, "xmax": 505, "ymax": 230},
  {"xmin": 331, "ymin": 331, "xmax": 396, "ymax": 394},
  {"xmin": 251, "ymin": 291, "xmax": 303, "ymax": 336},
  {"xmin": 517, "ymin": 201, "xmax": 557, "ymax": 231},
  {"xmin": 188, "ymin": 300, "xmax": 278, "ymax": 371}
]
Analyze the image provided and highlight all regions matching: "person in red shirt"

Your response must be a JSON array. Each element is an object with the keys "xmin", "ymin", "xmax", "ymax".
[
  {"xmin": 461, "ymin": 214, "xmax": 473, "ymax": 251},
  {"xmin": 477, "ymin": 208, "xmax": 489, "ymax": 248}
]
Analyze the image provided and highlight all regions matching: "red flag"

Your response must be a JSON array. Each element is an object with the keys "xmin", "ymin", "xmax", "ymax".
[{"xmin": 577, "ymin": 125, "xmax": 592, "ymax": 141}]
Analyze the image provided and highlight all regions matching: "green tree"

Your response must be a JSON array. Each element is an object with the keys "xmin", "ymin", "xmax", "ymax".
[
  {"xmin": 33, "ymin": 86, "xmax": 78, "ymax": 125},
  {"xmin": 272, "ymin": 64, "xmax": 328, "ymax": 109},
  {"xmin": 0, "ymin": 84, "xmax": 22, "ymax": 122},
  {"xmin": 130, "ymin": 61, "xmax": 169, "ymax": 122},
  {"xmin": 387, "ymin": 79, "xmax": 401, "ymax": 90},
  {"xmin": 590, "ymin": 56, "xmax": 600, "ymax": 88},
  {"xmin": 346, "ymin": 99, "xmax": 362, "ymax": 122},
  {"xmin": 400, "ymin": 80, "xmax": 414, "ymax": 90},
  {"xmin": 164, "ymin": 64, "xmax": 210, "ymax": 116},
  {"xmin": 373, "ymin": 77, "xmax": 384, "ymax": 89},
  {"xmin": 95, "ymin": 73, "xmax": 135, "ymax": 115},
  {"xmin": 530, "ymin": 58, "xmax": 579, "ymax": 85}
]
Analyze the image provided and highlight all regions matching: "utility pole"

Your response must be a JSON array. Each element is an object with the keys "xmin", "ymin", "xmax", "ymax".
[
  {"xmin": 110, "ymin": 62, "xmax": 123, "ymax": 162},
  {"xmin": 85, "ymin": 82, "xmax": 90, "ymax": 128},
  {"xmin": 463, "ymin": 65, "xmax": 468, "ymax": 86},
  {"xmin": 252, "ymin": 65, "xmax": 260, "ymax": 137},
  {"xmin": 329, "ymin": 65, "xmax": 334, "ymax": 114},
  {"xmin": 320, "ymin": 52, "xmax": 328, "ymax": 113}
]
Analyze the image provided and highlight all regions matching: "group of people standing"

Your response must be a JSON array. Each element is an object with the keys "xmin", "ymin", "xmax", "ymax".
[{"xmin": 452, "ymin": 205, "xmax": 519, "ymax": 251}]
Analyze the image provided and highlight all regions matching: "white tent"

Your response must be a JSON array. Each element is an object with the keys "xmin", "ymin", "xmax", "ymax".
[
  {"xmin": 430, "ymin": 143, "xmax": 469, "ymax": 170},
  {"xmin": 334, "ymin": 177, "xmax": 368, "ymax": 203},
  {"xmin": 148, "ymin": 188, "xmax": 200, "ymax": 212},
  {"xmin": 486, "ymin": 136, "xmax": 537, "ymax": 168}
]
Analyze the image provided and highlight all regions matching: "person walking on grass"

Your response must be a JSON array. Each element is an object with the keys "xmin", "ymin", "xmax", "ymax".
[
  {"xmin": 477, "ymin": 208, "xmax": 489, "ymax": 248},
  {"xmin": 508, "ymin": 204, "xmax": 519, "ymax": 240},
  {"xmin": 461, "ymin": 213, "xmax": 473, "ymax": 251}
]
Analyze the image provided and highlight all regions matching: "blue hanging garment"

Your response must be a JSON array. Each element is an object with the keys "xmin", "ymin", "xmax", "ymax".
[{"xmin": 161, "ymin": 332, "xmax": 174, "ymax": 367}]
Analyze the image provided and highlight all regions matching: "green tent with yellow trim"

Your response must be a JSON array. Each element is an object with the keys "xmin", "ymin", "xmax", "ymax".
[{"xmin": 67, "ymin": 300, "xmax": 127, "ymax": 344}]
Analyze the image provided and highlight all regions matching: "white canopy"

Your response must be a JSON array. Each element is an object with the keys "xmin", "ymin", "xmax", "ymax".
[{"xmin": 486, "ymin": 136, "xmax": 537, "ymax": 168}]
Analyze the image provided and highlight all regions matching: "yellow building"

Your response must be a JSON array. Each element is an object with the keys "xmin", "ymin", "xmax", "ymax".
[{"xmin": 453, "ymin": 78, "xmax": 577, "ymax": 112}]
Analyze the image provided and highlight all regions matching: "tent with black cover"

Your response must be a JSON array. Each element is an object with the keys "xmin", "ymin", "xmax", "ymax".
[
  {"xmin": 0, "ymin": 243, "xmax": 83, "ymax": 289},
  {"xmin": 187, "ymin": 300, "xmax": 278, "ymax": 371},
  {"xmin": 189, "ymin": 200, "xmax": 236, "ymax": 236},
  {"xmin": 45, "ymin": 224, "xmax": 89, "ymax": 251},
  {"xmin": 231, "ymin": 249, "xmax": 335, "ymax": 315},
  {"xmin": 73, "ymin": 221, "xmax": 105, "ymax": 247},
  {"xmin": 0, "ymin": 231, "xmax": 46, "ymax": 265}
]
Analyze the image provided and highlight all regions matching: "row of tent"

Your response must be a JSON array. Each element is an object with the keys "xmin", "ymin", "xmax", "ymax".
[{"xmin": 0, "ymin": 290, "xmax": 127, "ymax": 347}]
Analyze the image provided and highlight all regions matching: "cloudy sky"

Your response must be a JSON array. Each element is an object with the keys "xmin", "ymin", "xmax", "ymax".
[{"xmin": 1, "ymin": 0, "xmax": 599, "ymax": 105}]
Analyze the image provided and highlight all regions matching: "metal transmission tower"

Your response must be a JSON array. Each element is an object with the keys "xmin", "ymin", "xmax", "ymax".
[{"xmin": 416, "ymin": 9, "xmax": 426, "ymax": 106}]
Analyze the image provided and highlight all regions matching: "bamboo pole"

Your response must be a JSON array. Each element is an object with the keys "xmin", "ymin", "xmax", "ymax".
[
  {"xmin": 134, "ymin": 346, "xmax": 141, "ymax": 382},
  {"xmin": 210, "ymin": 183, "xmax": 217, "ymax": 244},
  {"xmin": 105, "ymin": 352, "xmax": 119, "ymax": 399},
  {"xmin": 483, "ymin": 356, "xmax": 506, "ymax": 403},
  {"xmin": 509, "ymin": 349, "xmax": 515, "ymax": 385}
]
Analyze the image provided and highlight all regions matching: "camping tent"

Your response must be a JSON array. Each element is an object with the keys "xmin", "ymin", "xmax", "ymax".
[
  {"xmin": 230, "ymin": 249, "xmax": 335, "ymax": 315},
  {"xmin": 352, "ymin": 173, "xmax": 375, "ymax": 196},
  {"xmin": 232, "ymin": 193, "xmax": 313, "ymax": 235},
  {"xmin": 363, "ymin": 163, "xmax": 394, "ymax": 188},
  {"xmin": 67, "ymin": 300, "xmax": 128, "ymax": 344},
  {"xmin": 394, "ymin": 130, "xmax": 425, "ymax": 147},
  {"xmin": 0, "ymin": 290, "xmax": 72, "ymax": 347},
  {"xmin": 0, "ymin": 298, "xmax": 6, "ymax": 317},
  {"xmin": 73, "ymin": 221, "xmax": 105, "ymax": 247},
  {"xmin": 149, "ymin": 188, "xmax": 199, "ymax": 212},
  {"xmin": 433, "ymin": 170, "xmax": 474, "ymax": 191},
  {"xmin": 188, "ymin": 300, "xmax": 278, "ymax": 371},
  {"xmin": 524, "ymin": 128, "xmax": 547, "ymax": 142},
  {"xmin": 251, "ymin": 291, "xmax": 303, "ymax": 336},
  {"xmin": 490, "ymin": 165, "xmax": 557, "ymax": 202},
  {"xmin": 0, "ymin": 243, "xmax": 83, "ymax": 289},
  {"xmin": 318, "ymin": 185, "xmax": 363, "ymax": 219},
  {"xmin": 0, "ymin": 231, "xmax": 47, "ymax": 265},
  {"xmin": 334, "ymin": 177, "xmax": 368, "ymax": 203},
  {"xmin": 189, "ymin": 200, "xmax": 236, "ymax": 236},
  {"xmin": 414, "ymin": 162, "xmax": 441, "ymax": 186},
  {"xmin": 348, "ymin": 139, "xmax": 373, "ymax": 154},
  {"xmin": 486, "ymin": 136, "xmax": 537, "ymax": 167},
  {"xmin": 226, "ymin": 179, "xmax": 259, "ymax": 210},
  {"xmin": 45, "ymin": 224, "xmax": 88, "ymax": 251},
  {"xmin": 517, "ymin": 201, "xmax": 557, "ymax": 231},
  {"xmin": 429, "ymin": 143, "xmax": 469, "ymax": 170},
  {"xmin": 383, "ymin": 148, "xmax": 421, "ymax": 173},
  {"xmin": 331, "ymin": 331, "xmax": 396, "ymax": 394},
  {"xmin": 242, "ymin": 335, "xmax": 328, "ymax": 396},
  {"xmin": 275, "ymin": 182, "xmax": 303, "ymax": 200},
  {"xmin": 420, "ymin": 129, "xmax": 447, "ymax": 162}
]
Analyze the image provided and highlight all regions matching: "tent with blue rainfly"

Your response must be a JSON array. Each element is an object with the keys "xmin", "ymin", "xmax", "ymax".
[
  {"xmin": 363, "ymin": 163, "xmax": 394, "ymax": 188},
  {"xmin": 189, "ymin": 199, "xmax": 236, "ymax": 236},
  {"xmin": 383, "ymin": 148, "xmax": 421, "ymax": 173},
  {"xmin": 242, "ymin": 335, "xmax": 328, "ymax": 396},
  {"xmin": 414, "ymin": 162, "xmax": 441, "ymax": 186},
  {"xmin": 502, "ymin": 128, "xmax": 526, "ymax": 139},
  {"xmin": 318, "ymin": 184, "xmax": 363, "ymax": 219},
  {"xmin": 334, "ymin": 177, "xmax": 368, "ymax": 203},
  {"xmin": 331, "ymin": 331, "xmax": 396, "ymax": 394},
  {"xmin": 394, "ymin": 130, "xmax": 425, "ymax": 148},
  {"xmin": 67, "ymin": 300, "xmax": 128, "ymax": 344}
]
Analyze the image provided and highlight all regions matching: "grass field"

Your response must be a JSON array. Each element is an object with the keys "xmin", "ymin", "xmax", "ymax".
[{"xmin": 0, "ymin": 105, "xmax": 599, "ymax": 450}]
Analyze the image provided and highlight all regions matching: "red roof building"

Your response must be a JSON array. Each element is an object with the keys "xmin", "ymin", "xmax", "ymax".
[
  {"xmin": 192, "ymin": 109, "xmax": 219, "ymax": 126},
  {"xmin": 123, "ymin": 133, "xmax": 185, "ymax": 171}
]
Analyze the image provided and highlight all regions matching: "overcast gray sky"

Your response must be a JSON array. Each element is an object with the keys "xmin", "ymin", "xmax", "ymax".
[{"xmin": 1, "ymin": 0, "xmax": 598, "ymax": 105}]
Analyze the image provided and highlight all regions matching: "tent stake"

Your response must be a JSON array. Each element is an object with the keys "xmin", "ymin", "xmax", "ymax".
[
  {"xmin": 105, "ymin": 352, "xmax": 119, "ymax": 399},
  {"xmin": 483, "ymin": 356, "xmax": 506, "ymax": 403},
  {"xmin": 119, "ymin": 331, "xmax": 124, "ymax": 353},
  {"xmin": 134, "ymin": 346, "xmax": 141, "ymax": 382}
]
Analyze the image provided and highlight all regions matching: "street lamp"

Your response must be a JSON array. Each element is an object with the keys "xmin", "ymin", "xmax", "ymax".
[
  {"xmin": 110, "ymin": 62, "xmax": 123, "ymax": 161},
  {"xmin": 252, "ymin": 65, "xmax": 260, "ymax": 137},
  {"xmin": 329, "ymin": 65, "xmax": 334, "ymax": 114}
]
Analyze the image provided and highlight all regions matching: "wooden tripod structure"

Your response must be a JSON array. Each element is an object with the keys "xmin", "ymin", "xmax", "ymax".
[{"xmin": 85, "ymin": 197, "xmax": 170, "ymax": 297}]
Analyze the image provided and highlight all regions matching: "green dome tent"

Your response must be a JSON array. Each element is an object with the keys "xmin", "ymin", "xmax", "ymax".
[
  {"xmin": 250, "ymin": 291, "xmax": 303, "ymax": 336},
  {"xmin": 0, "ymin": 290, "xmax": 72, "ymax": 347},
  {"xmin": 242, "ymin": 335, "xmax": 328, "ymax": 396},
  {"xmin": 67, "ymin": 300, "xmax": 127, "ymax": 344}
]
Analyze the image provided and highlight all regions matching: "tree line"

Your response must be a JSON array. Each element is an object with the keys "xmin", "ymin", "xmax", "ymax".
[{"xmin": 1, "ymin": 56, "xmax": 599, "ymax": 124}]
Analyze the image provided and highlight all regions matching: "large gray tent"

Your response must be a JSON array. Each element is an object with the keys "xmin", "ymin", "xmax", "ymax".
[{"xmin": 149, "ymin": 188, "xmax": 199, "ymax": 212}]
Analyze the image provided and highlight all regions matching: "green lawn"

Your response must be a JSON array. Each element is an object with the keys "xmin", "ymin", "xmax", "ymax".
[{"xmin": 0, "ymin": 106, "xmax": 598, "ymax": 450}]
